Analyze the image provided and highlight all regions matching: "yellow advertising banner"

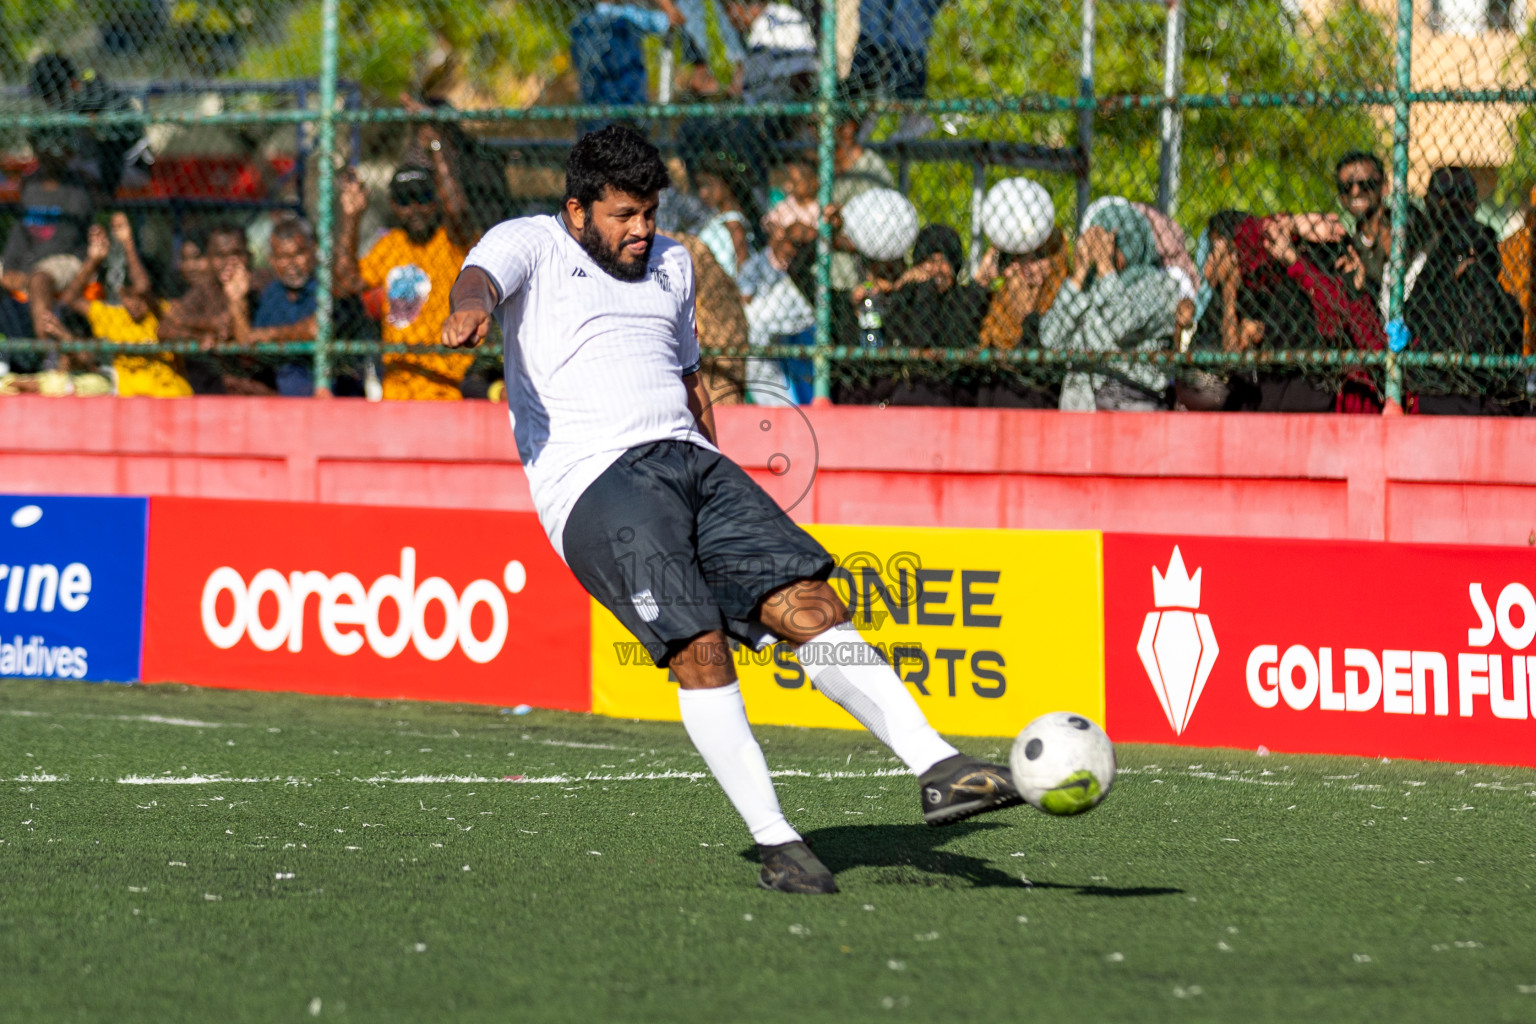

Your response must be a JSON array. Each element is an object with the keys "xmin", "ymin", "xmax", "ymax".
[{"xmin": 590, "ymin": 525, "xmax": 1105, "ymax": 737}]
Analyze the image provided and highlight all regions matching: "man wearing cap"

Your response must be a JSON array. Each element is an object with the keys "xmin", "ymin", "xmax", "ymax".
[{"xmin": 336, "ymin": 149, "xmax": 476, "ymax": 400}]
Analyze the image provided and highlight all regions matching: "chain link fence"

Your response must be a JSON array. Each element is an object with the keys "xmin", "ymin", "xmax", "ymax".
[{"xmin": 0, "ymin": 0, "xmax": 1532, "ymax": 410}]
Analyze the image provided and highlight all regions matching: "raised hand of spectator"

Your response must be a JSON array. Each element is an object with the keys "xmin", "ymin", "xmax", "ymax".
[
  {"xmin": 339, "ymin": 175, "xmax": 369, "ymax": 220},
  {"xmin": 1293, "ymin": 213, "xmax": 1344, "ymax": 244},
  {"xmin": 1336, "ymin": 246, "xmax": 1367, "ymax": 292},
  {"xmin": 898, "ymin": 253, "xmax": 954, "ymax": 293},
  {"xmin": 974, "ymin": 246, "xmax": 1000, "ymax": 287},
  {"xmin": 85, "ymin": 224, "xmax": 110, "ymax": 264},
  {"xmin": 1264, "ymin": 217, "xmax": 1300, "ymax": 267},
  {"xmin": 1071, "ymin": 225, "xmax": 1116, "ymax": 287},
  {"xmin": 109, "ymin": 212, "xmax": 135, "ymax": 250},
  {"xmin": 221, "ymin": 261, "xmax": 250, "ymax": 306}
]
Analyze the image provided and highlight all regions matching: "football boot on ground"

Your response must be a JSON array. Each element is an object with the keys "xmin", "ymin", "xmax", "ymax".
[
  {"xmin": 919, "ymin": 753, "xmax": 1025, "ymax": 826},
  {"xmin": 757, "ymin": 840, "xmax": 839, "ymax": 894}
]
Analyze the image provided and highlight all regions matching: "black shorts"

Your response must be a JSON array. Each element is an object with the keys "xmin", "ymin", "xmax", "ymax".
[{"xmin": 562, "ymin": 440, "xmax": 834, "ymax": 667}]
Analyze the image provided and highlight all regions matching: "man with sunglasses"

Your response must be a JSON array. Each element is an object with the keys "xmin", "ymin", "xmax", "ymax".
[{"xmin": 1335, "ymin": 151, "xmax": 1392, "ymax": 303}]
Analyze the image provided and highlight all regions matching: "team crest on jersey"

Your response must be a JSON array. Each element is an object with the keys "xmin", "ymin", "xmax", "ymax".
[{"xmin": 650, "ymin": 267, "xmax": 671, "ymax": 293}]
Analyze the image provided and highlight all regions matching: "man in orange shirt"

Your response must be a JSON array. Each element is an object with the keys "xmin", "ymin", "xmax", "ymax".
[{"xmin": 336, "ymin": 142, "xmax": 478, "ymax": 400}]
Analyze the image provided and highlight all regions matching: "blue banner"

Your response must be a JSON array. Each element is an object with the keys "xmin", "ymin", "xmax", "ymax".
[{"xmin": 1, "ymin": 496, "xmax": 148, "ymax": 682}]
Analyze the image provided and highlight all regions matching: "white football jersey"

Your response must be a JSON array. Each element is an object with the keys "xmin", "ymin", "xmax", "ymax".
[{"xmin": 461, "ymin": 214, "xmax": 709, "ymax": 558}]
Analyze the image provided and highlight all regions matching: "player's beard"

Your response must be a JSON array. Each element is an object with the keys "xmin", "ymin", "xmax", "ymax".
[{"xmin": 579, "ymin": 218, "xmax": 651, "ymax": 282}]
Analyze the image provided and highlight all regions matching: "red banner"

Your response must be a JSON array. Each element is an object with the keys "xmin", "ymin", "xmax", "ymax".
[
  {"xmin": 1104, "ymin": 533, "xmax": 1536, "ymax": 767},
  {"xmin": 142, "ymin": 498, "xmax": 590, "ymax": 710}
]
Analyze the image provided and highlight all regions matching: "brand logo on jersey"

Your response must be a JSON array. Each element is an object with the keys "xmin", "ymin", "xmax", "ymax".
[
  {"xmin": 630, "ymin": 589, "xmax": 660, "ymax": 623},
  {"xmin": 1137, "ymin": 547, "xmax": 1219, "ymax": 735},
  {"xmin": 570, "ymin": 267, "xmax": 588, "ymax": 278},
  {"xmin": 650, "ymin": 267, "xmax": 671, "ymax": 293}
]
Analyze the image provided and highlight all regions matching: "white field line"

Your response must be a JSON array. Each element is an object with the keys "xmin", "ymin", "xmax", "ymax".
[
  {"xmin": 100, "ymin": 767, "xmax": 919, "ymax": 786},
  {"xmin": 117, "ymin": 775, "xmax": 308, "ymax": 785},
  {"xmin": 105, "ymin": 715, "xmax": 234, "ymax": 728},
  {"xmin": 1186, "ymin": 771, "xmax": 1295, "ymax": 788},
  {"xmin": 8, "ymin": 774, "xmax": 63, "ymax": 782},
  {"xmin": 2, "ymin": 709, "xmax": 238, "ymax": 728}
]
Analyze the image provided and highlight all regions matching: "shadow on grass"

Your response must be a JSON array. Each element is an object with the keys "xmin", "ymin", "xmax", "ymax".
[{"xmin": 742, "ymin": 823, "xmax": 1183, "ymax": 897}]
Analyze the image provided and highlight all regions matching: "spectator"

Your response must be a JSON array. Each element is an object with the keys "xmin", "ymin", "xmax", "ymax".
[
  {"xmin": 718, "ymin": 0, "xmax": 818, "ymax": 171},
  {"xmin": 819, "ymin": 117, "xmax": 895, "ymax": 328},
  {"xmin": 1497, "ymin": 184, "xmax": 1536, "ymax": 349},
  {"xmin": 0, "ymin": 129, "xmax": 93, "ymax": 343},
  {"xmin": 884, "ymin": 224, "xmax": 987, "ymax": 346},
  {"xmin": 1041, "ymin": 201, "xmax": 1179, "ymax": 411},
  {"xmin": 763, "ymin": 153, "xmax": 820, "ymax": 256},
  {"xmin": 1260, "ymin": 218, "xmax": 1386, "ymax": 413},
  {"xmin": 1403, "ymin": 167, "xmax": 1524, "ymax": 415},
  {"xmin": 27, "ymin": 53, "xmax": 150, "ymax": 198},
  {"xmin": 399, "ymin": 94, "xmax": 516, "ymax": 238},
  {"xmin": 226, "ymin": 217, "xmax": 323, "ymax": 396},
  {"xmin": 336, "ymin": 162, "xmax": 476, "ymax": 400},
  {"xmin": 1221, "ymin": 212, "xmax": 1385, "ymax": 412},
  {"xmin": 877, "ymin": 224, "xmax": 990, "ymax": 405},
  {"xmin": 724, "ymin": 0, "xmax": 819, "ymax": 104},
  {"xmin": 158, "ymin": 223, "xmax": 277, "ymax": 395},
  {"xmin": 693, "ymin": 156, "xmax": 763, "ymax": 279},
  {"xmin": 1334, "ymin": 150, "xmax": 1392, "ymax": 306},
  {"xmin": 58, "ymin": 214, "xmax": 191, "ymax": 397},
  {"xmin": 975, "ymin": 232, "xmax": 1070, "ymax": 352},
  {"xmin": 846, "ymin": 0, "xmax": 945, "ymax": 136},
  {"xmin": 1179, "ymin": 210, "xmax": 1258, "ymax": 411},
  {"xmin": 1133, "ymin": 201, "xmax": 1199, "ymax": 305},
  {"xmin": 738, "ymin": 200, "xmax": 816, "ymax": 405},
  {"xmin": 571, "ymin": 0, "xmax": 688, "ymax": 106},
  {"xmin": 673, "ymin": 0, "xmax": 746, "ymax": 97}
]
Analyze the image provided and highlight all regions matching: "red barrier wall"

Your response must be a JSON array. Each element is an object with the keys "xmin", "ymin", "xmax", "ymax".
[{"xmin": 3, "ymin": 396, "xmax": 1534, "ymax": 546}]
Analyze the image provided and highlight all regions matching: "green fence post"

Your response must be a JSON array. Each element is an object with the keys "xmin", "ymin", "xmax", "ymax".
[
  {"xmin": 1382, "ymin": 0, "xmax": 1413, "ymax": 411},
  {"xmin": 811, "ymin": 0, "xmax": 838, "ymax": 405},
  {"xmin": 312, "ymin": 0, "xmax": 339, "ymax": 396}
]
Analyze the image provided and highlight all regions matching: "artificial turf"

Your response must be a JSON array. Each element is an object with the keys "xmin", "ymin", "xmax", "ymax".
[{"xmin": 2, "ymin": 678, "xmax": 1534, "ymax": 1023}]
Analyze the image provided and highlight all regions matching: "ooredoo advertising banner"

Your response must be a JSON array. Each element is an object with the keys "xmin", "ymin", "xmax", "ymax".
[
  {"xmin": 0, "ymin": 494, "xmax": 148, "ymax": 682},
  {"xmin": 1104, "ymin": 533, "xmax": 1536, "ymax": 768},
  {"xmin": 592, "ymin": 524, "xmax": 1105, "ymax": 736},
  {"xmin": 142, "ymin": 497, "xmax": 590, "ymax": 709}
]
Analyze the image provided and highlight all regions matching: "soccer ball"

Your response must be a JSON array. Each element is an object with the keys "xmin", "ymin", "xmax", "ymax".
[{"xmin": 1009, "ymin": 712, "xmax": 1116, "ymax": 815}]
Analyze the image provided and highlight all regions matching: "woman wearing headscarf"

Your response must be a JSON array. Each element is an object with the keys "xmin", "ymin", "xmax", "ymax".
[
  {"xmin": 876, "ymin": 224, "xmax": 991, "ymax": 405},
  {"xmin": 1040, "ymin": 200, "xmax": 1179, "ymax": 411},
  {"xmin": 1403, "ymin": 166, "xmax": 1524, "ymax": 414}
]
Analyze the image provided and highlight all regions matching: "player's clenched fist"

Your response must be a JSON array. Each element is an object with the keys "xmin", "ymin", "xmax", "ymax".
[{"xmin": 441, "ymin": 309, "xmax": 491, "ymax": 349}]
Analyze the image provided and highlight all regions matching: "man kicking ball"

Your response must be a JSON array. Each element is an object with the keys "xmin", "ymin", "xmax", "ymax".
[{"xmin": 440, "ymin": 125, "xmax": 1020, "ymax": 894}]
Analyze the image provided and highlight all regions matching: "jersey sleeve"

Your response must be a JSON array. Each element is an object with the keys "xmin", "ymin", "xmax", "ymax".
[
  {"xmin": 462, "ymin": 220, "xmax": 545, "ymax": 305},
  {"xmin": 674, "ymin": 247, "xmax": 700, "ymax": 376}
]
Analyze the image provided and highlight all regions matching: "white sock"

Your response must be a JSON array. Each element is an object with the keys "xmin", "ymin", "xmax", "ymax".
[
  {"xmin": 796, "ymin": 622, "xmax": 960, "ymax": 775},
  {"xmin": 677, "ymin": 683, "xmax": 800, "ymax": 847}
]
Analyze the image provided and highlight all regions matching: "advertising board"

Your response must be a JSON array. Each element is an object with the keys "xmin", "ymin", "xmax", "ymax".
[
  {"xmin": 0, "ymin": 495, "xmax": 148, "ymax": 682},
  {"xmin": 1105, "ymin": 533, "xmax": 1536, "ymax": 767},
  {"xmin": 592, "ymin": 524, "xmax": 1105, "ymax": 737},
  {"xmin": 141, "ymin": 498, "xmax": 591, "ymax": 709}
]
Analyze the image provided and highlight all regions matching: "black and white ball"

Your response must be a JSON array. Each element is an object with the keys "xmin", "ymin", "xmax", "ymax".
[{"xmin": 1009, "ymin": 712, "xmax": 1116, "ymax": 815}]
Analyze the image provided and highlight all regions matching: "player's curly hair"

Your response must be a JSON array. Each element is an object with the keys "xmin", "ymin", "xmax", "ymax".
[{"xmin": 564, "ymin": 125, "xmax": 671, "ymax": 211}]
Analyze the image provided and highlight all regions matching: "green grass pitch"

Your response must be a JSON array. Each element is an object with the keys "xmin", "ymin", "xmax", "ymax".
[{"xmin": 3, "ymin": 678, "xmax": 1535, "ymax": 1023}]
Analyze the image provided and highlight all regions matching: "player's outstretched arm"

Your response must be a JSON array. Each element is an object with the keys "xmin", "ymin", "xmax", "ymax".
[{"xmin": 442, "ymin": 266, "xmax": 498, "ymax": 348}]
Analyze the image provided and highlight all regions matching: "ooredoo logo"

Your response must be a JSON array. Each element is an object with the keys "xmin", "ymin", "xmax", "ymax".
[
  {"xmin": 1136, "ymin": 547, "xmax": 1219, "ymax": 735},
  {"xmin": 199, "ymin": 547, "xmax": 528, "ymax": 664}
]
